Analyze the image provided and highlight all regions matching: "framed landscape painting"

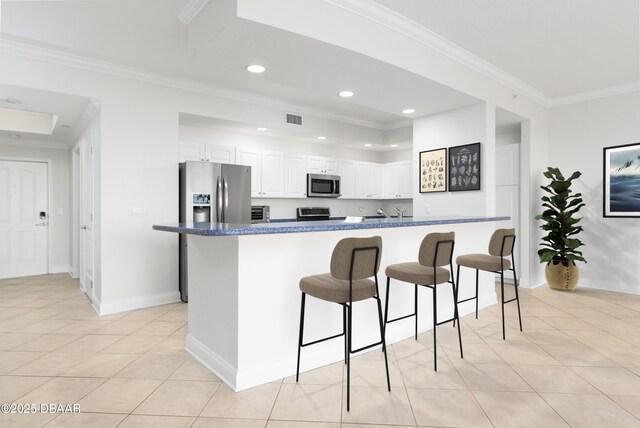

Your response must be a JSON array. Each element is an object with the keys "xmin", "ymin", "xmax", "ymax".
[
  {"xmin": 603, "ymin": 142, "xmax": 640, "ymax": 217},
  {"xmin": 449, "ymin": 142, "xmax": 481, "ymax": 191},
  {"xmin": 419, "ymin": 148, "xmax": 447, "ymax": 193}
]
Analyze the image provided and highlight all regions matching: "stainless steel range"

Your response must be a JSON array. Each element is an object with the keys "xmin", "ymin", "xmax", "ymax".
[{"xmin": 296, "ymin": 207, "xmax": 331, "ymax": 221}]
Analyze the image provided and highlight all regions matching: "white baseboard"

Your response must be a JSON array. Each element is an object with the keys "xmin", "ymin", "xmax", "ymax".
[
  {"xmin": 50, "ymin": 264, "xmax": 69, "ymax": 274},
  {"xmin": 97, "ymin": 291, "xmax": 181, "ymax": 315}
]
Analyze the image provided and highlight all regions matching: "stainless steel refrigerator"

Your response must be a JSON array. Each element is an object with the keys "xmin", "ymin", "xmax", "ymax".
[{"xmin": 179, "ymin": 161, "xmax": 251, "ymax": 302}]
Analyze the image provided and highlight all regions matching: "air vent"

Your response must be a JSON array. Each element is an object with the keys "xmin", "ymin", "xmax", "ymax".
[{"xmin": 286, "ymin": 113, "xmax": 303, "ymax": 126}]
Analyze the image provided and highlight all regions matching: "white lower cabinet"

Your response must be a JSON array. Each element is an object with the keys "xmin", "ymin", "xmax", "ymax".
[{"xmin": 383, "ymin": 161, "xmax": 412, "ymax": 199}]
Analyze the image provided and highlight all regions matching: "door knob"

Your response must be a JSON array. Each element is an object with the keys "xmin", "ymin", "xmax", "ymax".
[{"xmin": 81, "ymin": 225, "xmax": 87, "ymax": 230}]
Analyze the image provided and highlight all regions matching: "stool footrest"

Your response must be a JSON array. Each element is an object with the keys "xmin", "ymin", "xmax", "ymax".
[
  {"xmin": 435, "ymin": 317, "xmax": 456, "ymax": 327},
  {"xmin": 457, "ymin": 296, "xmax": 477, "ymax": 304},
  {"xmin": 504, "ymin": 297, "xmax": 518, "ymax": 304},
  {"xmin": 351, "ymin": 340, "xmax": 383, "ymax": 354},
  {"xmin": 301, "ymin": 332, "xmax": 345, "ymax": 348},
  {"xmin": 385, "ymin": 312, "xmax": 416, "ymax": 324}
]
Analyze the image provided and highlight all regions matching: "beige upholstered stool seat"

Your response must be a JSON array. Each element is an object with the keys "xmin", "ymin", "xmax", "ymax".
[
  {"xmin": 456, "ymin": 254, "xmax": 511, "ymax": 272},
  {"xmin": 299, "ymin": 274, "xmax": 376, "ymax": 303},
  {"xmin": 385, "ymin": 263, "xmax": 450, "ymax": 285}
]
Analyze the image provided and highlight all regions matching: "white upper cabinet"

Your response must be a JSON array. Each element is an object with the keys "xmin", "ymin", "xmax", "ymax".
[
  {"xmin": 383, "ymin": 161, "xmax": 412, "ymax": 199},
  {"xmin": 339, "ymin": 160, "xmax": 356, "ymax": 199},
  {"xmin": 284, "ymin": 153, "xmax": 307, "ymax": 198},
  {"xmin": 260, "ymin": 150, "xmax": 285, "ymax": 198},
  {"xmin": 355, "ymin": 161, "xmax": 382, "ymax": 199},
  {"xmin": 308, "ymin": 156, "xmax": 339, "ymax": 175},
  {"xmin": 179, "ymin": 142, "xmax": 235, "ymax": 163},
  {"xmin": 236, "ymin": 148, "xmax": 285, "ymax": 198},
  {"xmin": 236, "ymin": 148, "xmax": 262, "ymax": 197}
]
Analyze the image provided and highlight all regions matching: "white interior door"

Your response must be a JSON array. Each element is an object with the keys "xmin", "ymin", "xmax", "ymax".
[
  {"xmin": 0, "ymin": 160, "xmax": 48, "ymax": 279},
  {"xmin": 495, "ymin": 143, "xmax": 520, "ymax": 279},
  {"xmin": 79, "ymin": 138, "xmax": 95, "ymax": 298}
]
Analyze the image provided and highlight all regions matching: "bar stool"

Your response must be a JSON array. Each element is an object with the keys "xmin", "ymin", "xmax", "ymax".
[
  {"xmin": 296, "ymin": 236, "xmax": 390, "ymax": 411},
  {"xmin": 455, "ymin": 228, "xmax": 522, "ymax": 340},
  {"xmin": 384, "ymin": 232, "xmax": 462, "ymax": 371}
]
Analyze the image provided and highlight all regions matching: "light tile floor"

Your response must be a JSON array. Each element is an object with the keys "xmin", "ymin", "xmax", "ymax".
[{"xmin": 1, "ymin": 274, "xmax": 640, "ymax": 427}]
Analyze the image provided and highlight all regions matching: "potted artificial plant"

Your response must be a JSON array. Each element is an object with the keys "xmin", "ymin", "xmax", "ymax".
[{"xmin": 535, "ymin": 167, "xmax": 586, "ymax": 290}]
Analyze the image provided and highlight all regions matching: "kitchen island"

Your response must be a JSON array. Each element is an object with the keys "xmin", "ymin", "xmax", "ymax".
[{"xmin": 154, "ymin": 215, "xmax": 508, "ymax": 391}]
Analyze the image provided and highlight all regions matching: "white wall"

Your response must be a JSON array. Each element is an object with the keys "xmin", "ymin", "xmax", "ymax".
[
  {"xmin": 549, "ymin": 91, "xmax": 640, "ymax": 294},
  {"xmin": 412, "ymin": 103, "xmax": 492, "ymax": 217},
  {"xmin": 496, "ymin": 131, "xmax": 520, "ymax": 146},
  {"xmin": 0, "ymin": 140, "xmax": 71, "ymax": 274}
]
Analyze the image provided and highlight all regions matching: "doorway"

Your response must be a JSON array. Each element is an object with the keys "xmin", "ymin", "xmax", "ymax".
[{"xmin": 0, "ymin": 160, "xmax": 49, "ymax": 279}]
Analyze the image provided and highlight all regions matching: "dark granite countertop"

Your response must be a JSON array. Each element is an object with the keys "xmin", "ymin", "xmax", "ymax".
[{"xmin": 153, "ymin": 215, "xmax": 509, "ymax": 236}]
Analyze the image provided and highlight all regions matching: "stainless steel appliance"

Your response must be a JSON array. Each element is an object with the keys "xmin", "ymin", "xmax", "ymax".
[
  {"xmin": 307, "ymin": 173, "xmax": 341, "ymax": 198},
  {"xmin": 179, "ymin": 161, "xmax": 251, "ymax": 302},
  {"xmin": 251, "ymin": 205, "xmax": 270, "ymax": 223},
  {"xmin": 296, "ymin": 207, "xmax": 331, "ymax": 221}
]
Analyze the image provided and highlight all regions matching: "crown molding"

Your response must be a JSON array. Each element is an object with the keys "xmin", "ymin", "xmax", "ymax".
[
  {"xmin": 177, "ymin": 0, "xmax": 211, "ymax": 25},
  {"xmin": 550, "ymin": 81, "xmax": 640, "ymax": 107},
  {"xmin": 0, "ymin": 39, "xmax": 392, "ymax": 131},
  {"xmin": 0, "ymin": 137, "xmax": 69, "ymax": 150},
  {"xmin": 321, "ymin": 0, "xmax": 552, "ymax": 108},
  {"xmin": 67, "ymin": 99, "xmax": 101, "ymax": 146}
]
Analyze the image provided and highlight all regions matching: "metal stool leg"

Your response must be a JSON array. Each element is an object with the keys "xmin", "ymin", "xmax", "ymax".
[
  {"xmin": 343, "ymin": 304, "xmax": 347, "ymax": 364},
  {"xmin": 433, "ymin": 285, "xmax": 437, "ymax": 371},
  {"xmin": 475, "ymin": 269, "xmax": 479, "ymax": 319},
  {"xmin": 414, "ymin": 284, "xmax": 419, "ymax": 340},
  {"xmin": 452, "ymin": 281, "xmax": 463, "ymax": 359},
  {"xmin": 296, "ymin": 293, "xmax": 306, "ymax": 382},
  {"xmin": 500, "ymin": 271, "xmax": 506, "ymax": 340},
  {"xmin": 513, "ymin": 265, "xmax": 523, "ymax": 332},
  {"xmin": 376, "ymin": 295, "xmax": 391, "ymax": 391},
  {"xmin": 384, "ymin": 277, "xmax": 391, "ymax": 342},
  {"xmin": 346, "ymin": 302, "xmax": 352, "ymax": 411},
  {"xmin": 454, "ymin": 265, "xmax": 461, "ymax": 328}
]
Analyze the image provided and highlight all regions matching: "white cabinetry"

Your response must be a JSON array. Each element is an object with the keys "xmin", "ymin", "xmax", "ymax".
[
  {"xmin": 308, "ymin": 156, "xmax": 339, "ymax": 175},
  {"xmin": 383, "ymin": 161, "xmax": 412, "ymax": 199},
  {"xmin": 284, "ymin": 153, "xmax": 308, "ymax": 198},
  {"xmin": 179, "ymin": 142, "xmax": 235, "ymax": 163},
  {"xmin": 339, "ymin": 160, "xmax": 356, "ymax": 199},
  {"xmin": 355, "ymin": 162, "xmax": 382, "ymax": 199},
  {"xmin": 236, "ymin": 148, "xmax": 285, "ymax": 198}
]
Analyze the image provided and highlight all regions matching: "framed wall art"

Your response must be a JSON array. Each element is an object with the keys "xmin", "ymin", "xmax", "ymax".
[
  {"xmin": 419, "ymin": 148, "xmax": 447, "ymax": 193},
  {"xmin": 603, "ymin": 142, "xmax": 640, "ymax": 217},
  {"xmin": 449, "ymin": 142, "xmax": 481, "ymax": 191}
]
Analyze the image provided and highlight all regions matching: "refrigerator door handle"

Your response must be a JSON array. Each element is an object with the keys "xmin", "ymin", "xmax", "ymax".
[
  {"xmin": 224, "ymin": 178, "xmax": 229, "ymax": 222},
  {"xmin": 216, "ymin": 177, "xmax": 223, "ymax": 223}
]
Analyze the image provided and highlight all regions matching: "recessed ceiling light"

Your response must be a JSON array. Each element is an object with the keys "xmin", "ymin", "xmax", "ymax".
[
  {"xmin": 390, "ymin": 144, "xmax": 399, "ymax": 148},
  {"xmin": 1, "ymin": 98, "xmax": 21, "ymax": 104},
  {"xmin": 339, "ymin": 91, "xmax": 354, "ymax": 98},
  {"xmin": 364, "ymin": 143, "xmax": 372, "ymax": 147},
  {"xmin": 402, "ymin": 108, "xmax": 415, "ymax": 114},
  {"xmin": 256, "ymin": 127, "xmax": 268, "ymax": 131},
  {"xmin": 317, "ymin": 136, "xmax": 326, "ymax": 140},
  {"xmin": 246, "ymin": 65, "xmax": 266, "ymax": 73}
]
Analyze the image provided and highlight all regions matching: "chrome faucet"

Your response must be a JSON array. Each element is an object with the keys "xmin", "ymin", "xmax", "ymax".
[
  {"xmin": 377, "ymin": 208, "xmax": 391, "ymax": 219},
  {"xmin": 393, "ymin": 206, "xmax": 405, "ymax": 220}
]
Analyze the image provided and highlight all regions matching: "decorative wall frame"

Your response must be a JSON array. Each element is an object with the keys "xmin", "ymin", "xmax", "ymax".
[
  {"xmin": 603, "ymin": 142, "xmax": 640, "ymax": 217},
  {"xmin": 448, "ymin": 142, "xmax": 481, "ymax": 191},
  {"xmin": 419, "ymin": 148, "xmax": 447, "ymax": 193}
]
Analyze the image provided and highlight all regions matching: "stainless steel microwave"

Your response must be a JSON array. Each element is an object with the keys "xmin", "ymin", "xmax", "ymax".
[{"xmin": 307, "ymin": 173, "xmax": 341, "ymax": 198}]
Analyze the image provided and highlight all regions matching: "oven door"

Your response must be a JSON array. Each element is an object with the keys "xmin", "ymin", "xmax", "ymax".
[{"xmin": 307, "ymin": 174, "xmax": 340, "ymax": 197}]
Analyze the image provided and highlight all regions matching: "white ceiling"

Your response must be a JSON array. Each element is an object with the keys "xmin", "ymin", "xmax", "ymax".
[
  {"xmin": 2, "ymin": 0, "xmax": 636, "ymax": 145},
  {"xmin": 372, "ymin": 0, "xmax": 640, "ymax": 98}
]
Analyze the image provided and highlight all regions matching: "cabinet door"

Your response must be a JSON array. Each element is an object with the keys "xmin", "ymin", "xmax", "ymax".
[
  {"xmin": 339, "ymin": 160, "xmax": 356, "ymax": 199},
  {"xmin": 324, "ymin": 158, "xmax": 339, "ymax": 175},
  {"xmin": 307, "ymin": 156, "xmax": 324, "ymax": 174},
  {"xmin": 383, "ymin": 163, "xmax": 399, "ymax": 199},
  {"xmin": 355, "ymin": 162, "xmax": 369, "ymax": 199},
  {"xmin": 236, "ymin": 148, "xmax": 262, "ymax": 197},
  {"xmin": 496, "ymin": 143, "xmax": 520, "ymax": 186},
  {"xmin": 285, "ymin": 153, "xmax": 307, "ymax": 198},
  {"xmin": 369, "ymin": 163, "xmax": 382, "ymax": 199},
  {"xmin": 397, "ymin": 161, "xmax": 412, "ymax": 198},
  {"xmin": 207, "ymin": 145, "xmax": 236, "ymax": 164},
  {"xmin": 179, "ymin": 142, "xmax": 206, "ymax": 162},
  {"xmin": 261, "ymin": 150, "xmax": 285, "ymax": 198}
]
